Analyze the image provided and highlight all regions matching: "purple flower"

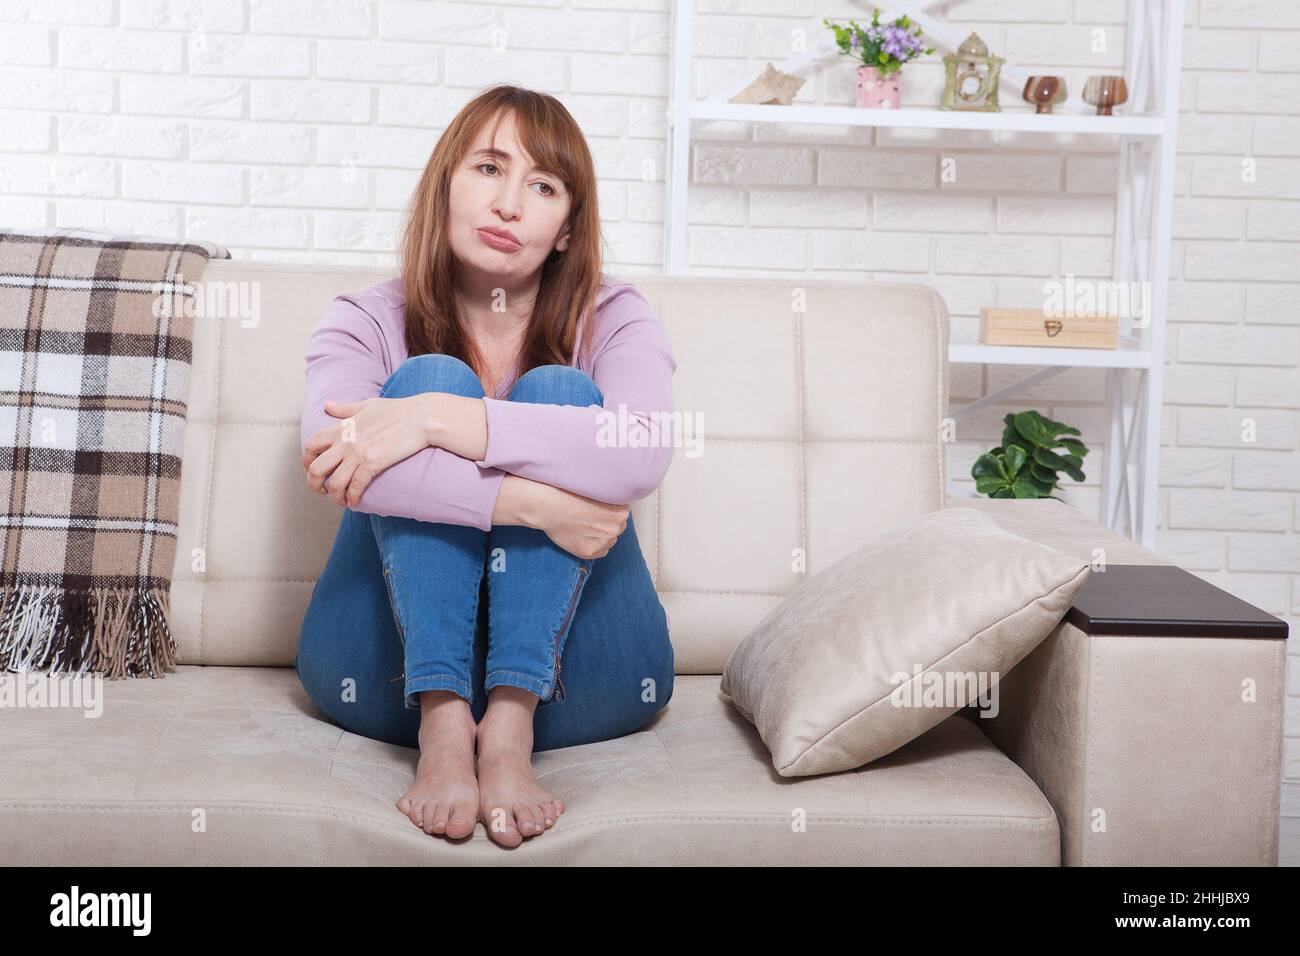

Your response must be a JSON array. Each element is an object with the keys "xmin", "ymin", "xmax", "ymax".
[{"xmin": 843, "ymin": 14, "xmax": 926, "ymax": 64}]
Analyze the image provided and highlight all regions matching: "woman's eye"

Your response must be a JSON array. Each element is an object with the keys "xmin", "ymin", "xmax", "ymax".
[{"xmin": 477, "ymin": 162, "xmax": 557, "ymax": 196}]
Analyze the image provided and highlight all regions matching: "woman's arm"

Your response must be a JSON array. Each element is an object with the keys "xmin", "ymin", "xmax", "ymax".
[
  {"xmin": 492, "ymin": 474, "xmax": 631, "ymax": 560},
  {"xmin": 429, "ymin": 290, "xmax": 677, "ymax": 504},
  {"xmin": 491, "ymin": 474, "xmax": 546, "ymax": 526},
  {"xmin": 302, "ymin": 294, "xmax": 507, "ymax": 531}
]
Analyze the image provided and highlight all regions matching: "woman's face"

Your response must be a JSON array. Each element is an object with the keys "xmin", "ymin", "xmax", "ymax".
[{"xmin": 447, "ymin": 110, "xmax": 572, "ymax": 291}]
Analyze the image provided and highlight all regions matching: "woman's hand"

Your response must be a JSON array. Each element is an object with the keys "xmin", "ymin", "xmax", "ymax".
[
  {"xmin": 540, "ymin": 486, "xmax": 629, "ymax": 559},
  {"xmin": 302, "ymin": 394, "xmax": 434, "ymax": 508},
  {"xmin": 499, "ymin": 476, "xmax": 628, "ymax": 560}
]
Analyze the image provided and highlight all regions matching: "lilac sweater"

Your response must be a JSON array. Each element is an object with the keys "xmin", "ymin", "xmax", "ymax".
[{"xmin": 301, "ymin": 274, "xmax": 677, "ymax": 533}]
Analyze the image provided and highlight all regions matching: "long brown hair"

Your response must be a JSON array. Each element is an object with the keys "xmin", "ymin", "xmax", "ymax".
[{"xmin": 398, "ymin": 84, "xmax": 604, "ymax": 381}]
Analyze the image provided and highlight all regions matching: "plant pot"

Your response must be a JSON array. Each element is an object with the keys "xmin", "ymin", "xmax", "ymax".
[{"xmin": 856, "ymin": 65, "xmax": 901, "ymax": 109}]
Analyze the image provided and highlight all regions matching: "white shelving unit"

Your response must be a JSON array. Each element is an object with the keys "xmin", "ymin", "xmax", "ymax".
[{"xmin": 663, "ymin": 0, "xmax": 1185, "ymax": 550}]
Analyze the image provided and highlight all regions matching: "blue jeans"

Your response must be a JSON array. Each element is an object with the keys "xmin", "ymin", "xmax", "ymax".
[{"xmin": 295, "ymin": 354, "xmax": 675, "ymax": 753}]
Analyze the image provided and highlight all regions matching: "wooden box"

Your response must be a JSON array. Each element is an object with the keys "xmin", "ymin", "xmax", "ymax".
[{"xmin": 979, "ymin": 307, "xmax": 1118, "ymax": 349}]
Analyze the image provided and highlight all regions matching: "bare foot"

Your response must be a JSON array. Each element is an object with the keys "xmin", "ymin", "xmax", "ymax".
[
  {"xmin": 395, "ymin": 690, "xmax": 479, "ymax": 839},
  {"xmin": 475, "ymin": 686, "xmax": 566, "ymax": 848}
]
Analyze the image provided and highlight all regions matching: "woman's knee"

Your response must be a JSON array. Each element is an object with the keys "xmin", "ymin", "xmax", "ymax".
[
  {"xmin": 381, "ymin": 353, "xmax": 482, "ymax": 400},
  {"xmin": 296, "ymin": 646, "xmax": 417, "ymax": 749},
  {"xmin": 508, "ymin": 364, "xmax": 603, "ymax": 406}
]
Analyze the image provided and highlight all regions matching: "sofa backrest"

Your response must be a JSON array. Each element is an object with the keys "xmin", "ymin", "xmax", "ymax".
[{"xmin": 170, "ymin": 261, "xmax": 949, "ymax": 674}]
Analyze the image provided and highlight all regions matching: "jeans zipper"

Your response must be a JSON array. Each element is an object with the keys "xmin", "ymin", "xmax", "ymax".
[
  {"xmin": 383, "ymin": 566, "xmax": 406, "ymax": 684},
  {"xmin": 550, "ymin": 564, "xmax": 588, "ymax": 702}
]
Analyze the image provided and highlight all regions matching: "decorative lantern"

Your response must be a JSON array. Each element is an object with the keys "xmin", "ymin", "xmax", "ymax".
[{"xmin": 940, "ymin": 32, "xmax": 1003, "ymax": 112}]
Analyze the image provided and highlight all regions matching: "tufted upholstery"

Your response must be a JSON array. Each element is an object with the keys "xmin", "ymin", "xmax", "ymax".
[
  {"xmin": 169, "ymin": 262, "xmax": 950, "ymax": 675},
  {"xmin": 4, "ymin": 260, "xmax": 1286, "ymax": 866}
]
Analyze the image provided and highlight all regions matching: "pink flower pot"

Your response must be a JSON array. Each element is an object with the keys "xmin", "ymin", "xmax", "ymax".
[{"xmin": 856, "ymin": 66, "xmax": 901, "ymax": 109}]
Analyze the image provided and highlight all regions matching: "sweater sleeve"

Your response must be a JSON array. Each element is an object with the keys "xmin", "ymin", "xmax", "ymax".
[
  {"xmin": 473, "ymin": 286, "xmax": 677, "ymax": 503},
  {"xmin": 301, "ymin": 294, "xmax": 506, "ymax": 531}
]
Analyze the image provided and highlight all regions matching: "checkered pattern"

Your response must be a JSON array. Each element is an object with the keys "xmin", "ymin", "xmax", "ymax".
[{"xmin": 0, "ymin": 229, "xmax": 228, "ymax": 678}]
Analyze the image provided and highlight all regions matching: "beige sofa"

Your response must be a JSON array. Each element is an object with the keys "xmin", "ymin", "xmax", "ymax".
[{"xmin": 0, "ymin": 261, "xmax": 1286, "ymax": 865}]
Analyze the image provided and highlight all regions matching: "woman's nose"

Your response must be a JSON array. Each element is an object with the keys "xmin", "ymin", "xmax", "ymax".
[{"xmin": 492, "ymin": 181, "xmax": 524, "ymax": 220}]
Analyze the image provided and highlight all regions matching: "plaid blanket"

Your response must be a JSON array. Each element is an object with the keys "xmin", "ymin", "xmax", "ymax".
[{"xmin": 0, "ymin": 228, "xmax": 229, "ymax": 679}]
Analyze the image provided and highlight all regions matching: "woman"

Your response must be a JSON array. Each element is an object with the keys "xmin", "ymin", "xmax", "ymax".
[{"xmin": 295, "ymin": 85, "xmax": 676, "ymax": 850}]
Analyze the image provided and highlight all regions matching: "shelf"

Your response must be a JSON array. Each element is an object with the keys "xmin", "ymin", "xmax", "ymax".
[
  {"xmin": 668, "ymin": 0, "xmax": 1186, "ymax": 549},
  {"xmin": 689, "ymin": 101, "xmax": 1166, "ymax": 138},
  {"xmin": 949, "ymin": 336, "xmax": 1152, "ymax": 368}
]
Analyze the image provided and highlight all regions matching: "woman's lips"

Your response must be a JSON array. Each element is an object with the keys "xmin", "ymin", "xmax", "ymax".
[{"xmin": 477, "ymin": 228, "xmax": 522, "ymax": 252}]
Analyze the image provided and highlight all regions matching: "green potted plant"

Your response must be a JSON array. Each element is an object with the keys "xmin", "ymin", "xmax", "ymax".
[
  {"xmin": 824, "ymin": 9, "xmax": 934, "ymax": 110},
  {"xmin": 972, "ymin": 410, "xmax": 1089, "ymax": 500}
]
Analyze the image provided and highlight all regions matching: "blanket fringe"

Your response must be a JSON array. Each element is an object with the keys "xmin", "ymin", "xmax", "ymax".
[{"xmin": 0, "ymin": 584, "xmax": 177, "ymax": 679}]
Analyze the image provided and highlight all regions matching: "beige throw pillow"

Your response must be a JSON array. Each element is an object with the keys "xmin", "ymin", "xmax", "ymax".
[{"xmin": 720, "ymin": 506, "xmax": 1090, "ymax": 777}]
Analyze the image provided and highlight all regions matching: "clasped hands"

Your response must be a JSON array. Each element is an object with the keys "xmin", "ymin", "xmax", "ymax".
[{"xmin": 300, "ymin": 393, "xmax": 630, "ymax": 560}]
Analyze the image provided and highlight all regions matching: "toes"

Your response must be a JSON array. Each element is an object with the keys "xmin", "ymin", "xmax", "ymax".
[
  {"xmin": 428, "ymin": 803, "xmax": 449, "ymax": 835},
  {"xmin": 485, "ymin": 805, "xmax": 522, "ymax": 847},
  {"xmin": 446, "ymin": 802, "xmax": 476, "ymax": 839},
  {"xmin": 397, "ymin": 791, "xmax": 428, "ymax": 830},
  {"xmin": 418, "ymin": 801, "xmax": 437, "ymax": 834},
  {"xmin": 543, "ymin": 800, "xmax": 561, "ymax": 825},
  {"xmin": 512, "ymin": 803, "xmax": 538, "ymax": 836}
]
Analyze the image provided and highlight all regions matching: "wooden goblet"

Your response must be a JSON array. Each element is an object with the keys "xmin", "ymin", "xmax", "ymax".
[
  {"xmin": 1083, "ymin": 75, "xmax": 1129, "ymax": 116},
  {"xmin": 1023, "ymin": 76, "xmax": 1067, "ymax": 114}
]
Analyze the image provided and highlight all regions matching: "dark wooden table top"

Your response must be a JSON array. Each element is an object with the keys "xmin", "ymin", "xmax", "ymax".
[{"xmin": 1065, "ymin": 564, "xmax": 1289, "ymax": 639}]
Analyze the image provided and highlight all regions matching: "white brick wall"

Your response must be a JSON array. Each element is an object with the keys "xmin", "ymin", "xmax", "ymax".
[{"xmin": 0, "ymin": 0, "xmax": 1296, "ymax": 862}]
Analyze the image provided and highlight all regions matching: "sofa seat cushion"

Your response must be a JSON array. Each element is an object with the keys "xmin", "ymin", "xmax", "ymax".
[{"xmin": 0, "ymin": 667, "xmax": 1059, "ymax": 865}]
